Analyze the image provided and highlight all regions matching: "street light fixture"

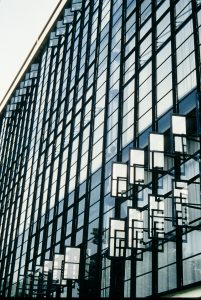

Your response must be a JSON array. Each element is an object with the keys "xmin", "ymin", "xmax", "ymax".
[
  {"xmin": 148, "ymin": 195, "xmax": 165, "ymax": 239},
  {"xmin": 129, "ymin": 149, "xmax": 145, "ymax": 185},
  {"xmin": 172, "ymin": 115, "xmax": 187, "ymax": 154},
  {"xmin": 149, "ymin": 133, "xmax": 164, "ymax": 170},
  {"xmin": 111, "ymin": 163, "xmax": 128, "ymax": 198},
  {"xmin": 63, "ymin": 247, "xmax": 80, "ymax": 280},
  {"xmin": 127, "ymin": 208, "xmax": 144, "ymax": 250},
  {"xmin": 52, "ymin": 254, "xmax": 66, "ymax": 285},
  {"xmin": 109, "ymin": 219, "xmax": 126, "ymax": 258},
  {"xmin": 172, "ymin": 180, "xmax": 189, "ymax": 226}
]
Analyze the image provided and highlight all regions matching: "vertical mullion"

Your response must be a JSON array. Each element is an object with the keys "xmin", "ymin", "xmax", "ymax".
[
  {"xmin": 78, "ymin": 0, "xmax": 105, "ymax": 296},
  {"xmin": 152, "ymin": 1, "xmax": 157, "ymax": 133},
  {"xmin": 66, "ymin": 6, "xmax": 90, "ymax": 298},
  {"xmin": 110, "ymin": 1, "xmax": 126, "ymax": 298},
  {"xmin": 58, "ymin": 22, "xmax": 77, "ymax": 252},
  {"xmin": 150, "ymin": 1, "xmax": 159, "ymax": 296},
  {"xmin": 171, "ymin": 1, "xmax": 184, "ymax": 290},
  {"xmin": 97, "ymin": 0, "xmax": 114, "ymax": 297},
  {"xmin": 170, "ymin": 1, "xmax": 179, "ymax": 114},
  {"xmin": 134, "ymin": 4, "xmax": 140, "ymax": 148}
]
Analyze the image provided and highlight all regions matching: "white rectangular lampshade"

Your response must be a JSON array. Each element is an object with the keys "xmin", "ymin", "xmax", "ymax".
[
  {"xmin": 149, "ymin": 133, "xmax": 164, "ymax": 152},
  {"xmin": 63, "ymin": 247, "xmax": 80, "ymax": 280},
  {"xmin": 128, "ymin": 208, "xmax": 144, "ymax": 249},
  {"xmin": 111, "ymin": 163, "xmax": 127, "ymax": 197},
  {"xmin": 109, "ymin": 219, "xmax": 125, "ymax": 257},
  {"xmin": 64, "ymin": 9, "xmax": 74, "ymax": 23},
  {"xmin": 44, "ymin": 260, "xmax": 53, "ymax": 273},
  {"xmin": 174, "ymin": 136, "xmax": 187, "ymax": 153},
  {"xmin": 65, "ymin": 247, "xmax": 80, "ymax": 264},
  {"xmin": 53, "ymin": 269, "xmax": 61, "ymax": 282},
  {"xmin": 110, "ymin": 219, "xmax": 125, "ymax": 237},
  {"xmin": 130, "ymin": 149, "xmax": 144, "ymax": 165},
  {"xmin": 112, "ymin": 163, "xmax": 127, "ymax": 179},
  {"xmin": 64, "ymin": 263, "xmax": 79, "ymax": 280},
  {"xmin": 149, "ymin": 133, "xmax": 164, "ymax": 169},
  {"xmin": 149, "ymin": 152, "xmax": 164, "ymax": 169},
  {"xmin": 53, "ymin": 254, "xmax": 64, "ymax": 269},
  {"xmin": 149, "ymin": 195, "xmax": 164, "ymax": 212},
  {"xmin": 149, "ymin": 195, "xmax": 164, "ymax": 238},
  {"xmin": 173, "ymin": 181, "xmax": 188, "ymax": 226},
  {"xmin": 129, "ymin": 149, "xmax": 145, "ymax": 184},
  {"xmin": 172, "ymin": 115, "xmax": 186, "ymax": 135}
]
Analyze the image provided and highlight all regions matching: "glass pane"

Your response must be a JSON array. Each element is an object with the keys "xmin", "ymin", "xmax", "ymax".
[{"xmin": 72, "ymin": 0, "xmax": 82, "ymax": 10}]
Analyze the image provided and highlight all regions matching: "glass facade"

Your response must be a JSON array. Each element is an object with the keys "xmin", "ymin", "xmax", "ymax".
[{"xmin": 0, "ymin": 0, "xmax": 201, "ymax": 297}]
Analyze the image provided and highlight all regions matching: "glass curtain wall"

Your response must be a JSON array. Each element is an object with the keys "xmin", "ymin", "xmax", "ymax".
[{"xmin": 0, "ymin": 0, "xmax": 201, "ymax": 298}]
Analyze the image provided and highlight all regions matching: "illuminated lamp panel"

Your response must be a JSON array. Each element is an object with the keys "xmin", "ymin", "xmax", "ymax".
[
  {"xmin": 148, "ymin": 195, "xmax": 165, "ymax": 239},
  {"xmin": 149, "ymin": 133, "xmax": 164, "ymax": 170},
  {"xmin": 109, "ymin": 219, "xmax": 126, "ymax": 257},
  {"xmin": 128, "ymin": 208, "xmax": 144, "ymax": 250},
  {"xmin": 129, "ymin": 149, "xmax": 145, "ymax": 185},
  {"xmin": 111, "ymin": 163, "xmax": 128, "ymax": 198}
]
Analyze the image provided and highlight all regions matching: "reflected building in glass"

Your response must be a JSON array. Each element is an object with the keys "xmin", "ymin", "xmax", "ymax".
[{"xmin": 0, "ymin": 0, "xmax": 201, "ymax": 297}]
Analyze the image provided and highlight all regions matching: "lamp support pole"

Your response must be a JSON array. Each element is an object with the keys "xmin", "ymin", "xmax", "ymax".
[
  {"xmin": 130, "ymin": 185, "xmax": 138, "ymax": 298},
  {"xmin": 67, "ymin": 280, "xmax": 72, "ymax": 298},
  {"xmin": 175, "ymin": 154, "xmax": 183, "ymax": 288},
  {"xmin": 152, "ymin": 171, "xmax": 158, "ymax": 295},
  {"xmin": 109, "ymin": 199, "xmax": 125, "ymax": 298}
]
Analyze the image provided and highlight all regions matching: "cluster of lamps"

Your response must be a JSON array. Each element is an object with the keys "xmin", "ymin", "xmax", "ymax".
[
  {"xmin": 30, "ymin": 247, "xmax": 80, "ymax": 295},
  {"xmin": 108, "ymin": 114, "xmax": 193, "ymax": 258}
]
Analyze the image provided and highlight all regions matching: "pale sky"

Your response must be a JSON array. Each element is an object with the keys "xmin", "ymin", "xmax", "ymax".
[{"xmin": 0, "ymin": 0, "xmax": 60, "ymax": 102}]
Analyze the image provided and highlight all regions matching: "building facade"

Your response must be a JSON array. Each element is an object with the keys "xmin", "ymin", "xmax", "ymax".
[{"xmin": 0, "ymin": 0, "xmax": 201, "ymax": 297}]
